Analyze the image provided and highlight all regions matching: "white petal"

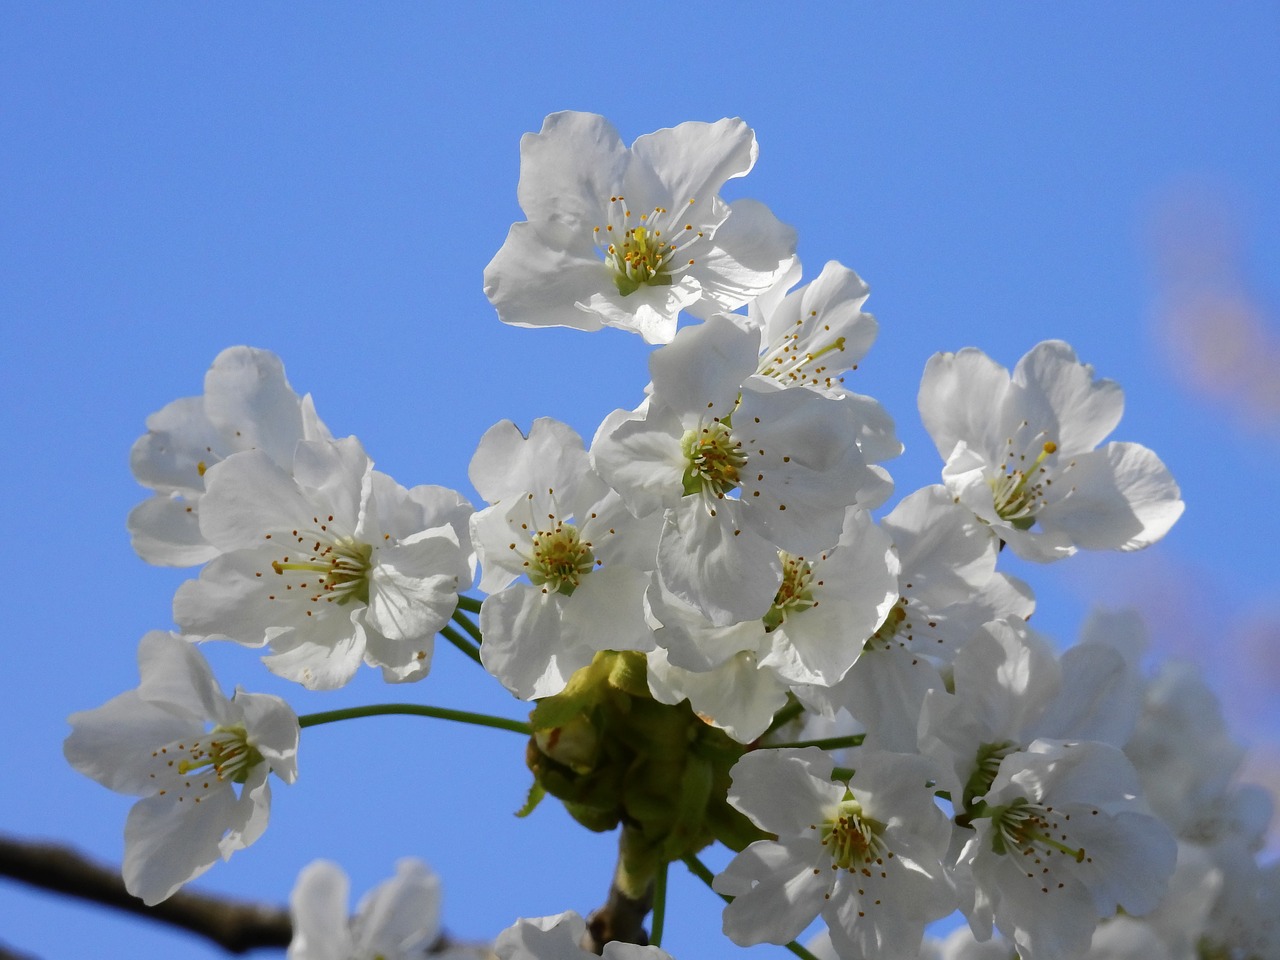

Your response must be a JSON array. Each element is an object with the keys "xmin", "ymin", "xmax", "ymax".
[{"xmin": 288, "ymin": 860, "xmax": 355, "ymax": 960}]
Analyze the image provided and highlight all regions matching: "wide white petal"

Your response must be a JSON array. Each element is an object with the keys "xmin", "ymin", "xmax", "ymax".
[
  {"xmin": 366, "ymin": 531, "xmax": 460, "ymax": 643},
  {"xmin": 918, "ymin": 348, "xmax": 1013, "ymax": 463},
  {"xmin": 288, "ymin": 860, "xmax": 355, "ymax": 960},
  {"xmin": 688, "ymin": 199, "xmax": 798, "ymax": 315},
  {"xmin": 64, "ymin": 691, "xmax": 201, "ymax": 795},
  {"xmin": 630, "ymin": 117, "xmax": 757, "ymax": 213},
  {"xmin": 716, "ymin": 838, "xmax": 829, "ymax": 946},
  {"xmin": 122, "ymin": 789, "xmax": 235, "ymax": 905},
  {"xmin": 1011, "ymin": 340, "xmax": 1123, "ymax": 456},
  {"xmin": 726, "ymin": 747, "xmax": 843, "ymax": 835},
  {"xmin": 352, "ymin": 858, "xmax": 442, "ymax": 957},
  {"xmin": 483, "ymin": 219, "xmax": 612, "ymax": 333},
  {"xmin": 515, "ymin": 111, "xmax": 628, "ymax": 225},
  {"xmin": 127, "ymin": 495, "xmax": 217, "ymax": 567},
  {"xmin": 658, "ymin": 502, "xmax": 781, "ymax": 626},
  {"xmin": 1037, "ymin": 443, "xmax": 1183, "ymax": 551}
]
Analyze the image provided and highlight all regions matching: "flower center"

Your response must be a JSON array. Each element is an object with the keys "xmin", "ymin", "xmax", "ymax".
[
  {"xmin": 820, "ymin": 795, "xmax": 887, "ymax": 871},
  {"xmin": 763, "ymin": 552, "xmax": 816, "ymax": 632},
  {"xmin": 990, "ymin": 437, "xmax": 1058, "ymax": 527},
  {"xmin": 988, "ymin": 797, "xmax": 1086, "ymax": 863},
  {"xmin": 526, "ymin": 521, "xmax": 595, "ymax": 596},
  {"xmin": 270, "ymin": 527, "xmax": 373, "ymax": 607},
  {"xmin": 145, "ymin": 724, "xmax": 264, "ymax": 803},
  {"xmin": 680, "ymin": 420, "xmax": 747, "ymax": 501},
  {"xmin": 594, "ymin": 196, "xmax": 703, "ymax": 296}
]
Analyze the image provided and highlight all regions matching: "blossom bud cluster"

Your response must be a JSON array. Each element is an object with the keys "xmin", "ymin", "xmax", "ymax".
[{"xmin": 64, "ymin": 111, "xmax": 1276, "ymax": 960}]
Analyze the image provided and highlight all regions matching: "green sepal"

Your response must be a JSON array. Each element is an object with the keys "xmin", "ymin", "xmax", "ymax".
[{"xmin": 515, "ymin": 779, "xmax": 546, "ymax": 818}]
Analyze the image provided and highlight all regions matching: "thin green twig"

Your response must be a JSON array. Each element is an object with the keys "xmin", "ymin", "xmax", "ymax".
[
  {"xmin": 455, "ymin": 594, "xmax": 483, "ymax": 615},
  {"xmin": 650, "ymin": 859, "xmax": 668, "ymax": 947},
  {"xmin": 764, "ymin": 698, "xmax": 805, "ymax": 735},
  {"xmin": 298, "ymin": 703, "xmax": 530, "ymax": 736},
  {"xmin": 450, "ymin": 606, "xmax": 484, "ymax": 644},
  {"xmin": 439, "ymin": 624, "xmax": 483, "ymax": 666}
]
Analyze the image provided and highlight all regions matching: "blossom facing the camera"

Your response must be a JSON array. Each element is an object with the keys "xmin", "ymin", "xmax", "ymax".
[{"xmin": 484, "ymin": 111, "xmax": 796, "ymax": 344}]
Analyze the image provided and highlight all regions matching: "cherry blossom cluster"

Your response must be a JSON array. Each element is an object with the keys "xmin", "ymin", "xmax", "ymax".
[{"xmin": 64, "ymin": 112, "xmax": 1277, "ymax": 960}]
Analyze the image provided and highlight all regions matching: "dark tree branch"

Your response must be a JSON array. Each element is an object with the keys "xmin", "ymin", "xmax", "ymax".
[
  {"xmin": 0, "ymin": 834, "xmax": 495, "ymax": 957},
  {"xmin": 581, "ymin": 879, "xmax": 652, "ymax": 955},
  {"xmin": 0, "ymin": 833, "xmax": 290, "ymax": 954}
]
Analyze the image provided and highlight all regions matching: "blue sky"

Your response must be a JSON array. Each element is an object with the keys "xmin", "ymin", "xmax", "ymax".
[{"xmin": 3, "ymin": 4, "xmax": 1278, "ymax": 958}]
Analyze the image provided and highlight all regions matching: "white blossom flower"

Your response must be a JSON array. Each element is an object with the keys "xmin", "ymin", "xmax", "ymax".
[
  {"xmin": 920, "ymin": 617, "xmax": 1138, "ymax": 806},
  {"xmin": 469, "ymin": 418, "xmax": 658, "ymax": 699},
  {"xmin": 494, "ymin": 911, "xmax": 673, "ymax": 960},
  {"xmin": 174, "ymin": 436, "xmax": 470, "ymax": 689},
  {"xmin": 918, "ymin": 341, "xmax": 1183, "ymax": 561},
  {"xmin": 714, "ymin": 747, "xmax": 954, "ymax": 959},
  {"xmin": 484, "ymin": 111, "xmax": 797, "ymax": 344},
  {"xmin": 63, "ymin": 631, "xmax": 298, "ymax": 905},
  {"xmin": 288, "ymin": 858, "xmax": 474, "ymax": 960},
  {"xmin": 1123, "ymin": 661, "xmax": 1262, "ymax": 844},
  {"xmin": 958, "ymin": 740, "xmax": 1177, "ymax": 960},
  {"xmin": 594, "ymin": 315, "xmax": 881, "ymax": 625},
  {"xmin": 797, "ymin": 486, "xmax": 1033, "ymax": 753},
  {"xmin": 128, "ymin": 346, "xmax": 331, "ymax": 566},
  {"xmin": 642, "ymin": 506, "xmax": 897, "ymax": 743}
]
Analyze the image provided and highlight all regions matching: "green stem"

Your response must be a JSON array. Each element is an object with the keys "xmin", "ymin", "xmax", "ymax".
[
  {"xmin": 766, "ymin": 734, "xmax": 865, "ymax": 751},
  {"xmin": 681, "ymin": 855, "xmax": 728, "ymax": 903},
  {"xmin": 450, "ymin": 606, "xmax": 484, "ymax": 645},
  {"xmin": 455, "ymin": 594, "xmax": 483, "ymax": 615},
  {"xmin": 650, "ymin": 859, "xmax": 668, "ymax": 948},
  {"xmin": 681, "ymin": 856, "xmax": 821, "ymax": 960},
  {"xmin": 299, "ymin": 703, "xmax": 530, "ymax": 736},
  {"xmin": 439, "ymin": 624, "xmax": 483, "ymax": 666},
  {"xmin": 764, "ymin": 698, "xmax": 805, "ymax": 735}
]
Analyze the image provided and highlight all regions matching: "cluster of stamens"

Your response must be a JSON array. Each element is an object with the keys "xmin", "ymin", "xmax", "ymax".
[
  {"xmin": 146, "ymin": 724, "xmax": 262, "ymax": 804},
  {"xmin": 261, "ymin": 516, "xmax": 374, "ymax": 610},
  {"xmin": 680, "ymin": 421, "xmax": 748, "ymax": 507},
  {"xmin": 763, "ymin": 552, "xmax": 818, "ymax": 632},
  {"xmin": 523, "ymin": 518, "xmax": 596, "ymax": 596},
  {"xmin": 817, "ymin": 796, "xmax": 888, "ymax": 872},
  {"xmin": 989, "ymin": 428, "xmax": 1060, "ymax": 526},
  {"xmin": 757, "ymin": 311, "xmax": 849, "ymax": 392},
  {"xmin": 594, "ymin": 196, "xmax": 703, "ymax": 296},
  {"xmin": 988, "ymin": 797, "xmax": 1091, "ymax": 884}
]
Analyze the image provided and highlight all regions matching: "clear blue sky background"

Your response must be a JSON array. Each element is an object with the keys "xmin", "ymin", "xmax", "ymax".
[{"xmin": 3, "ymin": 4, "xmax": 1278, "ymax": 959}]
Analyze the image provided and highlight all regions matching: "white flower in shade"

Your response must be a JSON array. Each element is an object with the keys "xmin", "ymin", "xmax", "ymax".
[
  {"xmin": 796, "ymin": 486, "xmax": 1034, "ymax": 753},
  {"xmin": 1123, "ymin": 661, "xmax": 1256, "ymax": 843},
  {"xmin": 63, "ymin": 631, "xmax": 298, "ymax": 906},
  {"xmin": 174, "ymin": 436, "xmax": 470, "ymax": 689},
  {"xmin": 958, "ymin": 740, "xmax": 1177, "ymax": 960},
  {"xmin": 469, "ymin": 418, "xmax": 658, "ymax": 699},
  {"xmin": 288, "ymin": 859, "xmax": 466, "ymax": 960},
  {"xmin": 484, "ymin": 111, "xmax": 797, "ymax": 344},
  {"xmin": 917, "ymin": 341, "xmax": 1183, "ymax": 561},
  {"xmin": 594, "ymin": 315, "xmax": 881, "ymax": 626},
  {"xmin": 494, "ymin": 911, "xmax": 674, "ymax": 960},
  {"xmin": 642, "ymin": 506, "xmax": 897, "ymax": 743},
  {"xmin": 129, "ymin": 346, "xmax": 331, "ymax": 566},
  {"xmin": 919, "ymin": 617, "xmax": 1139, "ymax": 808},
  {"xmin": 714, "ymin": 747, "xmax": 954, "ymax": 959}
]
